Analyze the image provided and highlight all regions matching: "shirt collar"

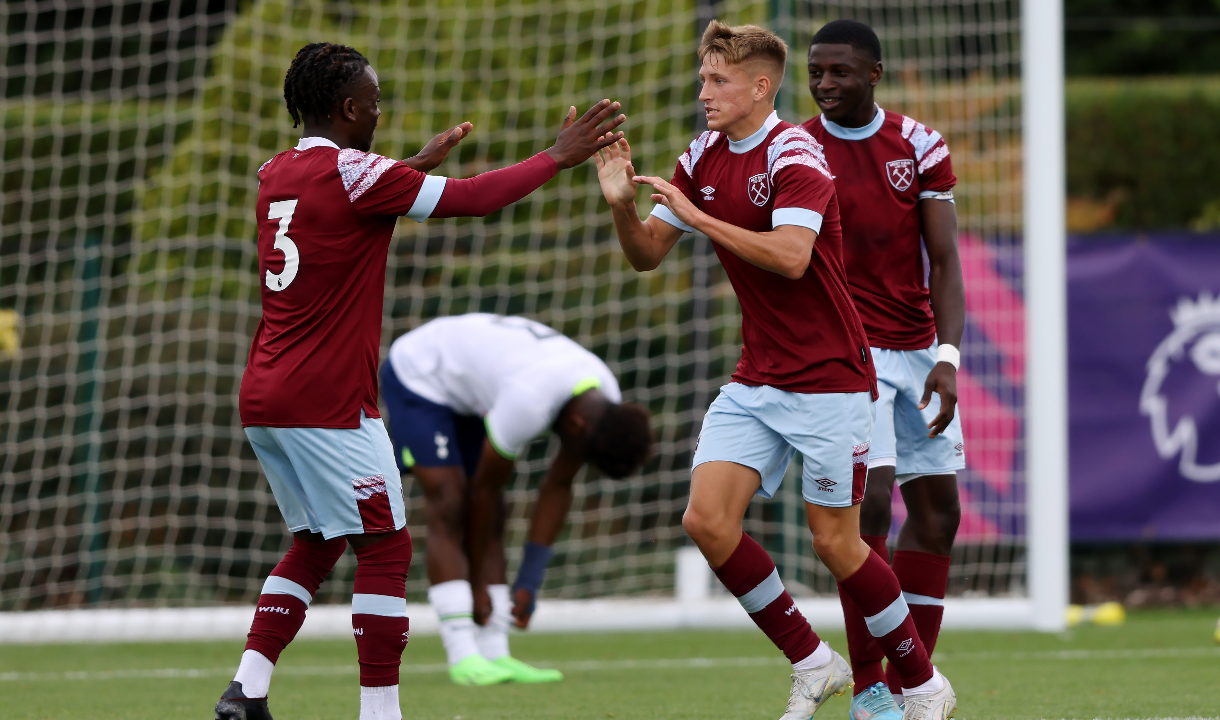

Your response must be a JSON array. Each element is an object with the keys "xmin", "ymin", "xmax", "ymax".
[
  {"xmin": 819, "ymin": 105, "xmax": 886, "ymax": 141},
  {"xmin": 728, "ymin": 111, "xmax": 782, "ymax": 154},
  {"xmin": 295, "ymin": 136, "xmax": 341, "ymax": 151}
]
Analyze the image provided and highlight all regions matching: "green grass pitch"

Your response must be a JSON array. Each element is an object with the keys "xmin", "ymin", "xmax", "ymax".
[{"xmin": 3, "ymin": 608, "xmax": 1218, "ymax": 719}]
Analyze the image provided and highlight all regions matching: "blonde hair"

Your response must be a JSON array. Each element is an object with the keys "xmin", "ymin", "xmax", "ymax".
[{"xmin": 697, "ymin": 20, "xmax": 788, "ymax": 87}]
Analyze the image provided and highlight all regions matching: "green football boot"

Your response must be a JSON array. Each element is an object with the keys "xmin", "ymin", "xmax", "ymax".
[
  {"xmin": 492, "ymin": 655, "xmax": 564, "ymax": 684},
  {"xmin": 448, "ymin": 655, "xmax": 514, "ymax": 686}
]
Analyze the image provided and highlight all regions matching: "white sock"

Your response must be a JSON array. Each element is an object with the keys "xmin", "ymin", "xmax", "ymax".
[
  {"xmin": 475, "ymin": 583, "xmax": 512, "ymax": 660},
  {"xmin": 232, "ymin": 649, "xmax": 274, "ymax": 698},
  {"xmin": 359, "ymin": 685, "xmax": 401, "ymax": 720},
  {"xmin": 792, "ymin": 639, "xmax": 833, "ymax": 672},
  {"xmin": 903, "ymin": 667, "xmax": 946, "ymax": 696},
  {"xmin": 428, "ymin": 579, "xmax": 481, "ymax": 666}
]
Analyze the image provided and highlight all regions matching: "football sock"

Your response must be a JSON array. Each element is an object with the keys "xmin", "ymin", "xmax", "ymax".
[
  {"xmin": 712, "ymin": 532, "xmax": 822, "ymax": 665},
  {"xmin": 837, "ymin": 549, "xmax": 933, "ymax": 689},
  {"xmin": 840, "ymin": 535, "xmax": 889, "ymax": 696},
  {"xmin": 232, "ymin": 649, "xmax": 275, "ymax": 699},
  {"xmin": 902, "ymin": 666, "xmax": 947, "ymax": 696},
  {"xmin": 359, "ymin": 684, "xmax": 401, "ymax": 720},
  {"xmin": 238, "ymin": 535, "xmax": 347, "ymax": 695},
  {"xmin": 428, "ymin": 579, "xmax": 482, "ymax": 666},
  {"xmin": 353, "ymin": 528, "xmax": 412, "ymax": 689},
  {"xmin": 886, "ymin": 550, "xmax": 950, "ymax": 695},
  {"xmin": 791, "ymin": 635, "xmax": 833, "ymax": 671},
  {"xmin": 474, "ymin": 583, "xmax": 512, "ymax": 660}
]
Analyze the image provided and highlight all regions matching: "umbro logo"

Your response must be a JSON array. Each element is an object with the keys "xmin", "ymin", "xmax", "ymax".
[
  {"xmin": 258, "ymin": 606, "xmax": 291, "ymax": 615},
  {"xmin": 813, "ymin": 477, "xmax": 837, "ymax": 492},
  {"xmin": 701, "ymin": 185, "xmax": 716, "ymax": 200},
  {"xmin": 897, "ymin": 638, "xmax": 914, "ymax": 656},
  {"xmin": 955, "ymin": 441, "xmax": 964, "ymax": 457}
]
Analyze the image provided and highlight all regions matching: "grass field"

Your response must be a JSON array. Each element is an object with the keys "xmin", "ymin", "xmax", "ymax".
[{"xmin": 3, "ymin": 608, "xmax": 1218, "ymax": 720}]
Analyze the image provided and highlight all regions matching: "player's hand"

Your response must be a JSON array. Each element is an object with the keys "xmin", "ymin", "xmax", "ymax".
[
  {"xmin": 471, "ymin": 583, "xmax": 492, "ymax": 626},
  {"xmin": 594, "ymin": 136, "xmax": 639, "ymax": 206},
  {"xmin": 545, "ymin": 100, "xmax": 627, "ymax": 169},
  {"xmin": 404, "ymin": 122, "xmax": 473, "ymax": 173},
  {"xmin": 510, "ymin": 586, "xmax": 536, "ymax": 629},
  {"xmin": 634, "ymin": 174, "xmax": 701, "ymax": 228},
  {"xmin": 920, "ymin": 362, "xmax": 958, "ymax": 437}
]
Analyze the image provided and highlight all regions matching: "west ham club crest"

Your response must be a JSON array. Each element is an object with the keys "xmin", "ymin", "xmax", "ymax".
[
  {"xmin": 748, "ymin": 172, "xmax": 770, "ymax": 206},
  {"xmin": 886, "ymin": 159, "xmax": 915, "ymax": 192}
]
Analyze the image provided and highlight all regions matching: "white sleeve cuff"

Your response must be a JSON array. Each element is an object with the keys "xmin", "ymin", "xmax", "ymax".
[
  {"xmin": 771, "ymin": 207, "xmax": 823, "ymax": 233},
  {"xmin": 405, "ymin": 175, "xmax": 448, "ymax": 222},
  {"xmin": 649, "ymin": 204, "xmax": 694, "ymax": 233},
  {"xmin": 918, "ymin": 189, "xmax": 955, "ymax": 203}
]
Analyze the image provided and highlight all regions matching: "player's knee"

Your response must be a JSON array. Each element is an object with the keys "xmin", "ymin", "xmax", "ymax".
[
  {"xmin": 424, "ymin": 484, "xmax": 465, "ymax": 533},
  {"xmin": 909, "ymin": 499, "xmax": 961, "ymax": 555},
  {"xmin": 681, "ymin": 507, "xmax": 734, "ymax": 550},
  {"xmin": 354, "ymin": 527, "xmax": 413, "ymax": 578},
  {"xmin": 811, "ymin": 529, "xmax": 855, "ymax": 564}
]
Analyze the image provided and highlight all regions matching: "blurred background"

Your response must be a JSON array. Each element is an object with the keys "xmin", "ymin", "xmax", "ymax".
[{"xmin": 0, "ymin": 0, "xmax": 1218, "ymax": 616}]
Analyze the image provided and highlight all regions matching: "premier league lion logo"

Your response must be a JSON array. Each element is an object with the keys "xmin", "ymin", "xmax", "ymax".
[{"xmin": 1140, "ymin": 292, "xmax": 1220, "ymax": 482}]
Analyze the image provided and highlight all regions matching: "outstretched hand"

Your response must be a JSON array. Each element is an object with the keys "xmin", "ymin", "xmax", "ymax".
[
  {"xmin": 919, "ymin": 362, "xmax": 958, "ymax": 437},
  {"xmin": 633, "ymin": 174, "xmax": 701, "ymax": 228},
  {"xmin": 546, "ymin": 100, "xmax": 627, "ymax": 169},
  {"xmin": 405, "ymin": 121, "xmax": 473, "ymax": 173},
  {"xmin": 593, "ymin": 136, "xmax": 639, "ymax": 206}
]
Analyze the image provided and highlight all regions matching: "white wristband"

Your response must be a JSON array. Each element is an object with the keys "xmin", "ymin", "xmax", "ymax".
[{"xmin": 936, "ymin": 344, "xmax": 960, "ymax": 370}]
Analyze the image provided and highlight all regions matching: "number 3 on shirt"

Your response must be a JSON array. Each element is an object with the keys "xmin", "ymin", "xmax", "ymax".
[{"xmin": 265, "ymin": 199, "xmax": 300, "ymax": 291}]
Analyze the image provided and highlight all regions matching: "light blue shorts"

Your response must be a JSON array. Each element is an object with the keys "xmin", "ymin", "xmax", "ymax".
[
  {"xmin": 691, "ymin": 383, "xmax": 874, "ymax": 508},
  {"xmin": 244, "ymin": 411, "xmax": 406, "ymax": 539},
  {"xmin": 871, "ymin": 345, "xmax": 966, "ymax": 484}
]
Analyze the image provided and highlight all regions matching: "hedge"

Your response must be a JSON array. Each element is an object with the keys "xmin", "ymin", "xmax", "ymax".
[{"xmin": 1066, "ymin": 76, "xmax": 1220, "ymax": 231}]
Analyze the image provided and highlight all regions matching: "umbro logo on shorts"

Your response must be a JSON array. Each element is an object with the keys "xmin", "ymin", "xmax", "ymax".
[
  {"xmin": 897, "ymin": 638, "xmax": 914, "ymax": 656},
  {"xmin": 813, "ymin": 477, "xmax": 837, "ymax": 491},
  {"xmin": 955, "ymin": 441, "xmax": 964, "ymax": 457}
]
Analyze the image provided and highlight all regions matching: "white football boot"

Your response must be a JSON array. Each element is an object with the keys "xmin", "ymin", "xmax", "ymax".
[
  {"xmin": 778, "ymin": 647, "xmax": 853, "ymax": 719},
  {"xmin": 900, "ymin": 672, "xmax": 956, "ymax": 720}
]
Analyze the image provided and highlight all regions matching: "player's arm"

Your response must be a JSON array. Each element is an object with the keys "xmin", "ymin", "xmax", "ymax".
[
  {"xmin": 510, "ymin": 443, "xmax": 583, "ymax": 629},
  {"xmin": 635, "ymin": 173, "xmax": 816, "ymax": 279},
  {"xmin": 466, "ymin": 438, "xmax": 516, "ymax": 624},
  {"xmin": 594, "ymin": 137, "xmax": 685, "ymax": 271},
  {"xmin": 918, "ymin": 196, "xmax": 966, "ymax": 437}
]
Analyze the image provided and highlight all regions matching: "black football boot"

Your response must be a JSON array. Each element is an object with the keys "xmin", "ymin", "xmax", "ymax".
[{"xmin": 215, "ymin": 680, "xmax": 274, "ymax": 720}]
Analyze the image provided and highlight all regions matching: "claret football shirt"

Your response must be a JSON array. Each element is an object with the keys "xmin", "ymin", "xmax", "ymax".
[
  {"xmin": 651, "ymin": 111, "xmax": 876, "ymax": 396},
  {"xmin": 240, "ymin": 137, "xmax": 447, "ymax": 429},
  {"xmin": 803, "ymin": 107, "xmax": 957, "ymax": 350}
]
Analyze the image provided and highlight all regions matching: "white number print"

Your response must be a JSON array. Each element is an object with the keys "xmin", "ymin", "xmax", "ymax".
[{"xmin": 265, "ymin": 199, "xmax": 300, "ymax": 291}]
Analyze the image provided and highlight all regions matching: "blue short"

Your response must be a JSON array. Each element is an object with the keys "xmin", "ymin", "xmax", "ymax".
[
  {"xmin": 870, "ymin": 345, "xmax": 967, "ymax": 484},
  {"xmin": 245, "ymin": 410, "xmax": 405, "ymax": 540},
  {"xmin": 691, "ymin": 383, "xmax": 874, "ymax": 508},
  {"xmin": 379, "ymin": 362, "xmax": 486, "ymax": 477}
]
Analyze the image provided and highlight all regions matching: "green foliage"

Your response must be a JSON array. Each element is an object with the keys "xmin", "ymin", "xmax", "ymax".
[
  {"xmin": 1066, "ymin": 76, "xmax": 1220, "ymax": 230},
  {"xmin": 1065, "ymin": 0, "xmax": 1220, "ymax": 76}
]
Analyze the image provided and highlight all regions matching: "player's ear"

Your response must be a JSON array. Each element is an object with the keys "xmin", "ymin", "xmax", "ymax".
[{"xmin": 871, "ymin": 60, "xmax": 883, "ymax": 87}]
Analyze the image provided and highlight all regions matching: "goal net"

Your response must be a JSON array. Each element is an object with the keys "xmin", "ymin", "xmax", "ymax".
[{"xmin": 0, "ymin": 0, "xmax": 1025, "ymax": 617}]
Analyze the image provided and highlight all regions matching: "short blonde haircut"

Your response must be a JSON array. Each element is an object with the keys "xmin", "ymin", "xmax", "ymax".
[{"xmin": 697, "ymin": 20, "xmax": 788, "ymax": 87}]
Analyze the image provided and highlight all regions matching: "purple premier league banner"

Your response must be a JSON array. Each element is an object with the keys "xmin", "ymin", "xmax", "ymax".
[{"xmin": 1069, "ymin": 235, "xmax": 1220, "ymax": 540}]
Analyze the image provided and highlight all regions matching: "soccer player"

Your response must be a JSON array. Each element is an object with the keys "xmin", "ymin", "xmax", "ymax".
[
  {"xmin": 594, "ymin": 21, "xmax": 956, "ymax": 720},
  {"xmin": 379, "ymin": 313, "xmax": 653, "ymax": 685},
  {"xmin": 803, "ymin": 20, "xmax": 966, "ymax": 720},
  {"xmin": 215, "ymin": 42, "xmax": 626, "ymax": 720}
]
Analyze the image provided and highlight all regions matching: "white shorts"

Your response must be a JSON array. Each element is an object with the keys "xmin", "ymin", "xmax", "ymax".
[
  {"xmin": 691, "ymin": 383, "xmax": 874, "ymax": 507},
  {"xmin": 244, "ymin": 411, "xmax": 406, "ymax": 539},
  {"xmin": 870, "ymin": 345, "xmax": 966, "ymax": 484}
]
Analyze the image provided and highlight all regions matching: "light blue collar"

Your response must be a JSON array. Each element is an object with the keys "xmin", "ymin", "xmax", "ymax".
[
  {"xmin": 729, "ymin": 111, "xmax": 782, "ymax": 154},
  {"xmin": 819, "ymin": 106, "xmax": 885, "ymax": 141}
]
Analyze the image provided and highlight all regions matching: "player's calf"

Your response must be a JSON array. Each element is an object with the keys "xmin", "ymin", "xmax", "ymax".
[
  {"xmin": 216, "ymin": 534, "xmax": 347, "ymax": 719},
  {"xmin": 352, "ymin": 528, "xmax": 412, "ymax": 720}
]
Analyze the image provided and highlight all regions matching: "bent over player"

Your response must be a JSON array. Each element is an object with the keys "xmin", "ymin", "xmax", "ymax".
[
  {"xmin": 216, "ymin": 42, "xmax": 625, "ymax": 720},
  {"xmin": 595, "ymin": 21, "xmax": 955, "ymax": 720},
  {"xmin": 805, "ymin": 20, "xmax": 966, "ymax": 720},
  {"xmin": 379, "ymin": 313, "xmax": 652, "ymax": 686}
]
